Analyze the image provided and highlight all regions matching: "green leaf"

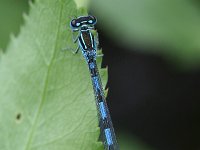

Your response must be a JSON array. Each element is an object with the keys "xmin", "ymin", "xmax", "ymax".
[
  {"xmin": 74, "ymin": 0, "xmax": 91, "ymax": 9},
  {"xmin": 91, "ymin": 0, "xmax": 200, "ymax": 68},
  {"xmin": 0, "ymin": 0, "xmax": 106, "ymax": 149}
]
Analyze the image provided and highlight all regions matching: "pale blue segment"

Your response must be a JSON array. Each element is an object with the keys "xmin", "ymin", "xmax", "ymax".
[
  {"xmin": 89, "ymin": 62, "xmax": 95, "ymax": 69},
  {"xmin": 92, "ymin": 76, "xmax": 100, "ymax": 89},
  {"xmin": 105, "ymin": 128, "xmax": 113, "ymax": 145},
  {"xmin": 99, "ymin": 102, "xmax": 107, "ymax": 119}
]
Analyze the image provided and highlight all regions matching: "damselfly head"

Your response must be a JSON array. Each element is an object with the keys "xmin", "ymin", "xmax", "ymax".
[{"xmin": 70, "ymin": 15, "xmax": 97, "ymax": 30}]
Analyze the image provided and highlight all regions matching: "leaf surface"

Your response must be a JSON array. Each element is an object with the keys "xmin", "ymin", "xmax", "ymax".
[{"xmin": 0, "ymin": 0, "xmax": 105, "ymax": 150}]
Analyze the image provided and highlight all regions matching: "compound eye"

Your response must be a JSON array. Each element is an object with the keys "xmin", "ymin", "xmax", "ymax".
[
  {"xmin": 70, "ymin": 19, "xmax": 77, "ymax": 27},
  {"xmin": 70, "ymin": 19, "xmax": 81, "ymax": 28},
  {"xmin": 88, "ymin": 15, "xmax": 97, "ymax": 25}
]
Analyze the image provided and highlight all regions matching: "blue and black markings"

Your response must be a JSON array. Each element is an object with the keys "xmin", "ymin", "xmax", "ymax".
[
  {"xmin": 105, "ymin": 128, "xmax": 113, "ymax": 145},
  {"xmin": 99, "ymin": 101, "xmax": 107, "ymax": 120},
  {"xmin": 69, "ymin": 15, "xmax": 119, "ymax": 150},
  {"xmin": 92, "ymin": 76, "xmax": 100, "ymax": 91}
]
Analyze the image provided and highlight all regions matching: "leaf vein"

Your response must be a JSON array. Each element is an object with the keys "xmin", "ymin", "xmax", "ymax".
[{"xmin": 24, "ymin": 2, "xmax": 64, "ymax": 150}]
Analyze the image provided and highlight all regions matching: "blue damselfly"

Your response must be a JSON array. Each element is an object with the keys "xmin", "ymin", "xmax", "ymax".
[{"xmin": 69, "ymin": 15, "xmax": 119, "ymax": 150}]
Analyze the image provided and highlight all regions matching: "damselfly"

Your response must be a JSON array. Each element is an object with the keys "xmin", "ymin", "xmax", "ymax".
[{"xmin": 69, "ymin": 15, "xmax": 119, "ymax": 150}]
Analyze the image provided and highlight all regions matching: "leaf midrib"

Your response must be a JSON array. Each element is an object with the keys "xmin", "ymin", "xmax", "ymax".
[{"xmin": 24, "ymin": 2, "xmax": 64, "ymax": 150}]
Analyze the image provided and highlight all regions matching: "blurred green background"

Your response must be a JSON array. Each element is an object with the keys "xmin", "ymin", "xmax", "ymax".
[
  {"xmin": 0, "ymin": 0, "xmax": 29, "ymax": 50},
  {"xmin": 90, "ymin": 0, "xmax": 200, "ymax": 69}
]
